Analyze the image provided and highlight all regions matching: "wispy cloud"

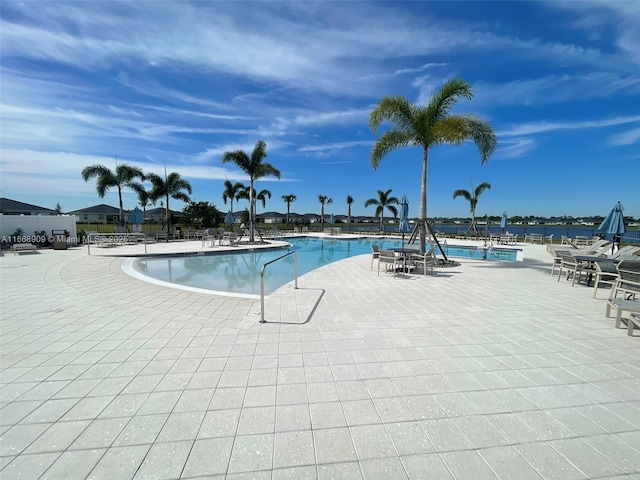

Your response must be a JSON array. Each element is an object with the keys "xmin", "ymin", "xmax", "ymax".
[
  {"xmin": 610, "ymin": 127, "xmax": 640, "ymax": 146},
  {"xmin": 298, "ymin": 141, "xmax": 373, "ymax": 153},
  {"xmin": 495, "ymin": 138, "xmax": 536, "ymax": 159},
  {"xmin": 500, "ymin": 115, "xmax": 640, "ymax": 137}
]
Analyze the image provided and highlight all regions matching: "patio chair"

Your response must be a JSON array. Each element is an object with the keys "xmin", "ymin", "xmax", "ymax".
[
  {"xmin": 370, "ymin": 245, "xmax": 380, "ymax": 271},
  {"xmin": 548, "ymin": 248, "xmax": 573, "ymax": 276},
  {"xmin": 411, "ymin": 249, "xmax": 435, "ymax": 275},
  {"xmin": 557, "ymin": 252, "xmax": 592, "ymax": 286},
  {"xmin": 606, "ymin": 267, "xmax": 640, "ymax": 335},
  {"xmin": 592, "ymin": 260, "xmax": 619, "ymax": 298},
  {"xmin": 544, "ymin": 234, "xmax": 554, "ymax": 244},
  {"xmin": 377, "ymin": 249, "xmax": 403, "ymax": 278}
]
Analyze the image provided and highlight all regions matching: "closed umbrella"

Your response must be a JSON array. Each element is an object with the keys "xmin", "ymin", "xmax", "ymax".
[
  {"xmin": 225, "ymin": 210, "xmax": 235, "ymax": 226},
  {"xmin": 328, "ymin": 213, "xmax": 335, "ymax": 224},
  {"xmin": 598, "ymin": 202, "xmax": 625, "ymax": 236},
  {"xmin": 399, "ymin": 195, "xmax": 410, "ymax": 245},
  {"xmin": 500, "ymin": 211, "xmax": 508, "ymax": 232},
  {"xmin": 598, "ymin": 202, "xmax": 625, "ymax": 252},
  {"xmin": 128, "ymin": 206, "xmax": 144, "ymax": 225}
]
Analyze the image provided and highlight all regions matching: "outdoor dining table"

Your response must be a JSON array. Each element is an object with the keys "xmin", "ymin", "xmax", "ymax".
[
  {"xmin": 573, "ymin": 255, "xmax": 618, "ymax": 286},
  {"xmin": 390, "ymin": 248, "xmax": 419, "ymax": 273}
]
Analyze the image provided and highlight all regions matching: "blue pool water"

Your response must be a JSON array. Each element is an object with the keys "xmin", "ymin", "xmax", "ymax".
[{"xmin": 126, "ymin": 237, "xmax": 519, "ymax": 297}]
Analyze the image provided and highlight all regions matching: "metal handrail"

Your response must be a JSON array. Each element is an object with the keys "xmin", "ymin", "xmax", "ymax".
[{"xmin": 260, "ymin": 250, "xmax": 298, "ymax": 323}]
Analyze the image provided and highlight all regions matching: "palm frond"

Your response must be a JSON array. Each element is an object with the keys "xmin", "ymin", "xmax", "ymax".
[
  {"xmin": 427, "ymin": 78, "xmax": 473, "ymax": 122},
  {"xmin": 474, "ymin": 182, "xmax": 492, "ymax": 197},
  {"xmin": 464, "ymin": 115, "xmax": 498, "ymax": 163},
  {"xmin": 369, "ymin": 96, "xmax": 416, "ymax": 134},
  {"xmin": 370, "ymin": 130, "xmax": 413, "ymax": 169},
  {"xmin": 81, "ymin": 164, "xmax": 112, "ymax": 181},
  {"xmin": 452, "ymin": 189, "xmax": 472, "ymax": 201},
  {"xmin": 386, "ymin": 205, "xmax": 398, "ymax": 217},
  {"xmin": 95, "ymin": 175, "xmax": 117, "ymax": 197}
]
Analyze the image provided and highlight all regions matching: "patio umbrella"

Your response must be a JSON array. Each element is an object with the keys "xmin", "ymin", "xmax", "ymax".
[
  {"xmin": 598, "ymin": 201, "xmax": 625, "ymax": 245},
  {"xmin": 328, "ymin": 213, "xmax": 334, "ymax": 224},
  {"xmin": 500, "ymin": 211, "xmax": 508, "ymax": 232},
  {"xmin": 128, "ymin": 206, "xmax": 143, "ymax": 225},
  {"xmin": 399, "ymin": 195, "xmax": 410, "ymax": 244},
  {"xmin": 225, "ymin": 210, "xmax": 235, "ymax": 226}
]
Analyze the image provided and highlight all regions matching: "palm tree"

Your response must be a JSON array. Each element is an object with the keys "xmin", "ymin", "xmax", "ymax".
[
  {"xmin": 146, "ymin": 171, "xmax": 192, "ymax": 236},
  {"xmin": 369, "ymin": 78, "xmax": 497, "ymax": 252},
  {"xmin": 81, "ymin": 162, "xmax": 145, "ymax": 226},
  {"xmin": 364, "ymin": 189, "xmax": 399, "ymax": 233},
  {"xmin": 452, "ymin": 181, "xmax": 492, "ymax": 235},
  {"xmin": 136, "ymin": 185, "xmax": 150, "ymax": 220},
  {"xmin": 222, "ymin": 140, "xmax": 281, "ymax": 242},
  {"xmin": 282, "ymin": 194, "xmax": 297, "ymax": 226},
  {"xmin": 318, "ymin": 195, "xmax": 333, "ymax": 229},
  {"xmin": 239, "ymin": 186, "xmax": 271, "ymax": 213},
  {"xmin": 222, "ymin": 180, "xmax": 244, "ymax": 214},
  {"xmin": 346, "ymin": 195, "xmax": 354, "ymax": 231}
]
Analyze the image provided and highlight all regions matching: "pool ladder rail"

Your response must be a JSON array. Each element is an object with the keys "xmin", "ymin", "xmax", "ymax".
[{"xmin": 260, "ymin": 250, "xmax": 298, "ymax": 323}]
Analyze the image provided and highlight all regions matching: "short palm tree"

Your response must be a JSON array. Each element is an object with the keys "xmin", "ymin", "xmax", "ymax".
[
  {"xmin": 346, "ymin": 195, "xmax": 354, "ymax": 231},
  {"xmin": 222, "ymin": 140, "xmax": 281, "ymax": 242},
  {"xmin": 146, "ymin": 171, "xmax": 192, "ymax": 236},
  {"xmin": 369, "ymin": 78, "xmax": 497, "ymax": 252},
  {"xmin": 364, "ymin": 189, "xmax": 399, "ymax": 233},
  {"xmin": 282, "ymin": 194, "xmax": 297, "ymax": 226},
  {"xmin": 136, "ymin": 186, "xmax": 150, "ymax": 219},
  {"xmin": 81, "ymin": 162, "xmax": 145, "ymax": 226},
  {"xmin": 222, "ymin": 180, "xmax": 245, "ymax": 214},
  {"xmin": 452, "ymin": 182, "xmax": 492, "ymax": 235},
  {"xmin": 318, "ymin": 195, "xmax": 333, "ymax": 229},
  {"xmin": 239, "ymin": 186, "xmax": 271, "ymax": 212}
]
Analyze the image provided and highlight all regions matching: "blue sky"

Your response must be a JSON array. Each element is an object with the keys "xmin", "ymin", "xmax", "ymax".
[{"xmin": 1, "ymin": 1, "xmax": 639, "ymax": 220}]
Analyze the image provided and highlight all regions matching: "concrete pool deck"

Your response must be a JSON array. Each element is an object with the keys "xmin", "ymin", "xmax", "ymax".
[{"xmin": 1, "ymin": 239, "xmax": 639, "ymax": 479}]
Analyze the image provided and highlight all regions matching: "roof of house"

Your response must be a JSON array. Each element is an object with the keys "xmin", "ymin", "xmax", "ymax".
[
  {"xmin": 0, "ymin": 197, "xmax": 57, "ymax": 214},
  {"xmin": 67, "ymin": 204, "xmax": 121, "ymax": 215}
]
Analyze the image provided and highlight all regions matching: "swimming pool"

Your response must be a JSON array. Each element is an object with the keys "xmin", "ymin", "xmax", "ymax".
[{"xmin": 123, "ymin": 237, "xmax": 520, "ymax": 298}]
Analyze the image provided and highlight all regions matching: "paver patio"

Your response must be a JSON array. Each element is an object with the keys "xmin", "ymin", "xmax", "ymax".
[{"xmin": 1, "ymin": 239, "xmax": 639, "ymax": 479}]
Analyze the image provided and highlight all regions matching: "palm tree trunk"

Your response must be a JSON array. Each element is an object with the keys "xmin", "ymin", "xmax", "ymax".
[
  {"xmin": 118, "ymin": 187, "xmax": 125, "ymax": 227},
  {"xmin": 321, "ymin": 204, "xmax": 324, "ymax": 229},
  {"xmin": 286, "ymin": 205, "xmax": 290, "ymax": 226},
  {"xmin": 165, "ymin": 193, "xmax": 170, "ymax": 241},
  {"xmin": 419, "ymin": 147, "xmax": 429, "ymax": 253},
  {"xmin": 249, "ymin": 181, "xmax": 254, "ymax": 242}
]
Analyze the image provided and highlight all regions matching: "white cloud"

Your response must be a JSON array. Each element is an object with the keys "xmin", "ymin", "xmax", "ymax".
[
  {"xmin": 500, "ymin": 115, "xmax": 640, "ymax": 137},
  {"xmin": 298, "ymin": 141, "xmax": 373, "ymax": 153},
  {"xmin": 610, "ymin": 127, "xmax": 640, "ymax": 146},
  {"xmin": 495, "ymin": 138, "xmax": 536, "ymax": 159}
]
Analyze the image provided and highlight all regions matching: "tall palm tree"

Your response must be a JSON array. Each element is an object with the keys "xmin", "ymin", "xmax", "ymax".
[
  {"xmin": 222, "ymin": 180, "xmax": 245, "ymax": 214},
  {"xmin": 346, "ymin": 195, "xmax": 354, "ymax": 231},
  {"xmin": 369, "ymin": 78, "xmax": 497, "ymax": 252},
  {"xmin": 452, "ymin": 181, "xmax": 492, "ymax": 235},
  {"xmin": 364, "ymin": 189, "xmax": 399, "ymax": 233},
  {"xmin": 222, "ymin": 140, "xmax": 281, "ymax": 242},
  {"xmin": 147, "ymin": 171, "xmax": 192, "ymax": 236},
  {"xmin": 81, "ymin": 162, "xmax": 145, "ymax": 226},
  {"xmin": 282, "ymin": 194, "xmax": 297, "ymax": 226},
  {"xmin": 318, "ymin": 195, "xmax": 333, "ymax": 229}
]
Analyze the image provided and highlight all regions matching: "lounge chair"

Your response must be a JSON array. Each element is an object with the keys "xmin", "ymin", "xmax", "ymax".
[{"xmin": 609, "ymin": 245, "xmax": 640, "ymax": 260}]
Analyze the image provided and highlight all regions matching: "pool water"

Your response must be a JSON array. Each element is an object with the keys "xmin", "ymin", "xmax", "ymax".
[{"xmin": 125, "ymin": 237, "xmax": 519, "ymax": 297}]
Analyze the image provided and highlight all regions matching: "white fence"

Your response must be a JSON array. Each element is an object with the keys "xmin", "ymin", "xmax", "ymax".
[{"xmin": 0, "ymin": 214, "xmax": 78, "ymax": 246}]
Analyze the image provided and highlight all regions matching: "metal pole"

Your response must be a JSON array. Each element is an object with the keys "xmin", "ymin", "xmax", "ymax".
[{"xmin": 260, "ymin": 251, "xmax": 298, "ymax": 323}]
